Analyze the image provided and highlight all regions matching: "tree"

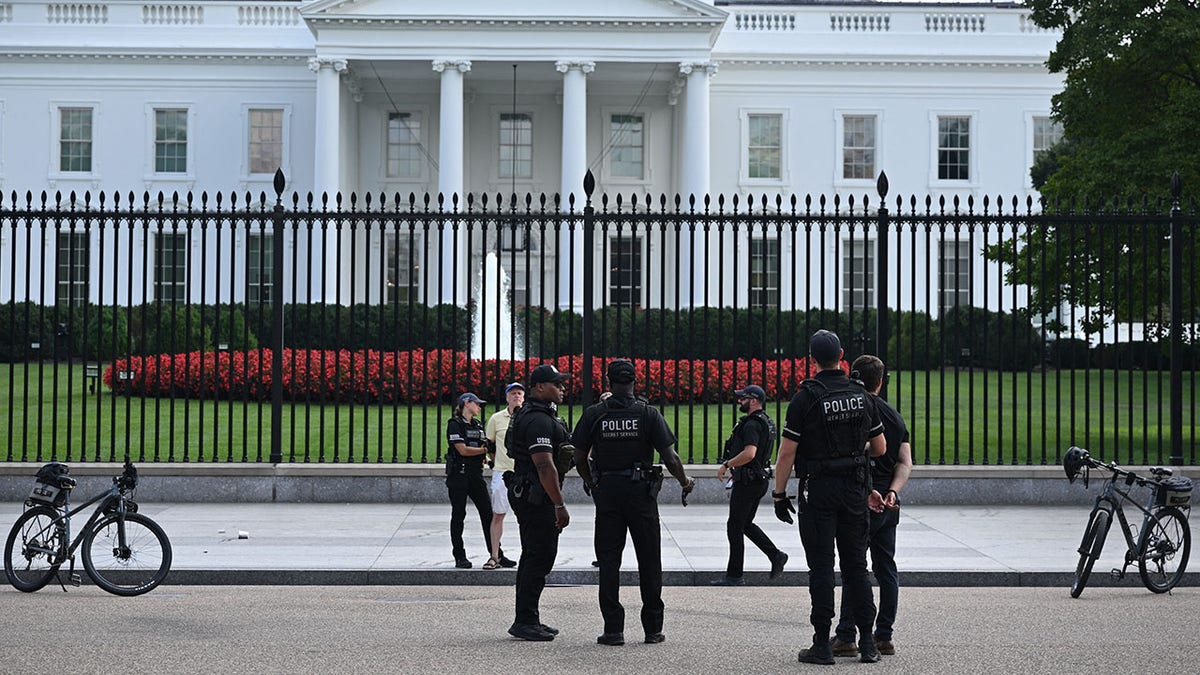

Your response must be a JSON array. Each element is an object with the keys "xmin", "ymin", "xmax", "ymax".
[{"xmin": 985, "ymin": 0, "xmax": 1199, "ymax": 336}]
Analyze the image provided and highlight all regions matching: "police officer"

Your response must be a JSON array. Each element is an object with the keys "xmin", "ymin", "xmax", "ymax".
[
  {"xmin": 505, "ymin": 364, "xmax": 573, "ymax": 642},
  {"xmin": 772, "ymin": 330, "xmax": 887, "ymax": 664},
  {"xmin": 832, "ymin": 355, "xmax": 913, "ymax": 658},
  {"xmin": 712, "ymin": 383, "xmax": 788, "ymax": 585},
  {"xmin": 445, "ymin": 392, "xmax": 494, "ymax": 569},
  {"xmin": 572, "ymin": 359, "xmax": 696, "ymax": 646}
]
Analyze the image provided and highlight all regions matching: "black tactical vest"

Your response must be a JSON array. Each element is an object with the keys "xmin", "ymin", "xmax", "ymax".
[
  {"xmin": 801, "ymin": 378, "xmax": 872, "ymax": 460},
  {"xmin": 589, "ymin": 398, "xmax": 652, "ymax": 472},
  {"xmin": 505, "ymin": 402, "xmax": 566, "ymax": 477}
]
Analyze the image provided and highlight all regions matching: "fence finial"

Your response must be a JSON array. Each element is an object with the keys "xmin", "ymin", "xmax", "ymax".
[
  {"xmin": 583, "ymin": 169, "xmax": 595, "ymax": 200},
  {"xmin": 1170, "ymin": 171, "xmax": 1182, "ymax": 202},
  {"xmin": 876, "ymin": 171, "xmax": 889, "ymax": 199},
  {"xmin": 274, "ymin": 168, "xmax": 286, "ymax": 201}
]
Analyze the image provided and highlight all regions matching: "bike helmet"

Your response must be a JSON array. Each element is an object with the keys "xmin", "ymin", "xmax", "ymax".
[{"xmin": 1063, "ymin": 446, "xmax": 1090, "ymax": 484}]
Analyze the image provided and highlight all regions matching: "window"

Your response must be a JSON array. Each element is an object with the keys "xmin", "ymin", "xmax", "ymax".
[
  {"xmin": 939, "ymin": 240, "xmax": 972, "ymax": 309},
  {"xmin": 59, "ymin": 108, "xmax": 93, "ymax": 173},
  {"xmin": 386, "ymin": 112, "xmax": 423, "ymax": 179},
  {"xmin": 1032, "ymin": 116, "xmax": 1063, "ymax": 160},
  {"xmin": 842, "ymin": 114, "xmax": 876, "ymax": 180},
  {"xmin": 154, "ymin": 233, "xmax": 188, "ymax": 303},
  {"xmin": 385, "ymin": 231, "xmax": 420, "ymax": 304},
  {"xmin": 609, "ymin": 114, "xmax": 644, "ymax": 179},
  {"xmin": 499, "ymin": 218, "xmax": 530, "ymax": 251},
  {"xmin": 499, "ymin": 113, "xmax": 532, "ymax": 179},
  {"xmin": 749, "ymin": 236, "xmax": 780, "ymax": 309},
  {"xmin": 609, "ymin": 235, "xmax": 643, "ymax": 306},
  {"xmin": 841, "ymin": 238, "xmax": 875, "ymax": 309},
  {"xmin": 154, "ymin": 108, "xmax": 188, "ymax": 174},
  {"xmin": 937, "ymin": 116, "xmax": 970, "ymax": 180},
  {"xmin": 246, "ymin": 234, "xmax": 274, "ymax": 304},
  {"xmin": 248, "ymin": 109, "xmax": 283, "ymax": 175},
  {"xmin": 55, "ymin": 232, "xmax": 89, "ymax": 307},
  {"xmin": 747, "ymin": 114, "xmax": 782, "ymax": 179}
]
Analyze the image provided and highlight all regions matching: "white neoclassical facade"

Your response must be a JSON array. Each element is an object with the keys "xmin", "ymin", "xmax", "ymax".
[{"xmin": 0, "ymin": 0, "xmax": 1065, "ymax": 314}]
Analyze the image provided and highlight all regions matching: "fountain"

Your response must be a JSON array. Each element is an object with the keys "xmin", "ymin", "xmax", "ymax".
[{"xmin": 470, "ymin": 250, "xmax": 524, "ymax": 360}]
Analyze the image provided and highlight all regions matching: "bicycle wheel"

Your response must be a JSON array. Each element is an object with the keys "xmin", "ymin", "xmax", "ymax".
[
  {"xmin": 4, "ymin": 506, "xmax": 65, "ymax": 593},
  {"xmin": 1138, "ymin": 506, "xmax": 1190, "ymax": 593},
  {"xmin": 1071, "ymin": 508, "xmax": 1111, "ymax": 598},
  {"xmin": 81, "ymin": 512, "xmax": 172, "ymax": 596}
]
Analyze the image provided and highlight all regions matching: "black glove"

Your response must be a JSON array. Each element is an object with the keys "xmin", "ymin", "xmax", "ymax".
[
  {"xmin": 773, "ymin": 492, "xmax": 796, "ymax": 524},
  {"xmin": 680, "ymin": 476, "xmax": 696, "ymax": 507},
  {"xmin": 582, "ymin": 480, "xmax": 594, "ymax": 497}
]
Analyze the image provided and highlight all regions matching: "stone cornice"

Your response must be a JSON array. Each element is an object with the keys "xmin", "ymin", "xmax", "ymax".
[
  {"xmin": 0, "ymin": 50, "xmax": 311, "ymax": 63},
  {"xmin": 717, "ymin": 57, "xmax": 1049, "ymax": 69},
  {"xmin": 304, "ymin": 16, "xmax": 723, "ymax": 30}
]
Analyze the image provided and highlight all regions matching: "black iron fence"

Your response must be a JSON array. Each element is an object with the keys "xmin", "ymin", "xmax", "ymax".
[{"xmin": 0, "ymin": 170, "xmax": 1196, "ymax": 465}]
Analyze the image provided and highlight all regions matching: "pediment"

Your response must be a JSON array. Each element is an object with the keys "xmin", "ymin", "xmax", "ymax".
[{"xmin": 302, "ymin": 0, "xmax": 726, "ymax": 24}]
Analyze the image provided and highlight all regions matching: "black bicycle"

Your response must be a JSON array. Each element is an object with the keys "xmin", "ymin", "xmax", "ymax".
[
  {"xmin": 4, "ymin": 461, "xmax": 171, "ymax": 596},
  {"xmin": 1063, "ymin": 447, "xmax": 1192, "ymax": 597}
]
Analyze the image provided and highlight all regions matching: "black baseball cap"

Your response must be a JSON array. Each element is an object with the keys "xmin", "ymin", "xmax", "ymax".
[
  {"xmin": 606, "ymin": 359, "xmax": 636, "ymax": 384},
  {"xmin": 734, "ymin": 384, "xmax": 766, "ymax": 403},
  {"xmin": 529, "ymin": 364, "xmax": 570, "ymax": 386},
  {"xmin": 809, "ymin": 329, "xmax": 843, "ymax": 363},
  {"xmin": 457, "ymin": 392, "xmax": 486, "ymax": 406}
]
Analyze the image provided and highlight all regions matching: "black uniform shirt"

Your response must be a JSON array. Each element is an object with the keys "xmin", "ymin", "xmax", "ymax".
[
  {"xmin": 509, "ymin": 399, "xmax": 570, "ymax": 475},
  {"xmin": 869, "ymin": 395, "xmax": 909, "ymax": 491},
  {"xmin": 726, "ymin": 410, "xmax": 776, "ymax": 469},
  {"xmin": 446, "ymin": 415, "xmax": 487, "ymax": 472},
  {"xmin": 571, "ymin": 393, "xmax": 675, "ymax": 472},
  {"xmin": 781, "ymin": 369, "xmax": 884, "ymax": 463}
]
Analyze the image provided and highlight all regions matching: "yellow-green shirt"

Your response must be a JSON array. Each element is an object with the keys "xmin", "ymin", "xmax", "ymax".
[{"xmin": 485, "ymin": 408, "xmax": 516, "ymax": 473}]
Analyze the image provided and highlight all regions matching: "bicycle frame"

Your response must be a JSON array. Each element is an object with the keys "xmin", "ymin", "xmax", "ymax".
[
  {"xmin": 27, "ymin": 481, "xmax": 129, "ymax": 569},
  {"xmin": 1089, "ymin": 466, "xmax": 1165, "ymax": 576}
]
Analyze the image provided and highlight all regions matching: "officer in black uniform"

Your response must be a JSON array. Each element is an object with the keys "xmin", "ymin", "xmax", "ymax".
[
  {"xmin": 572, "ymin": 359, "xmax": 696, "ymax": 647},
  {"xmin": 772, "ymin": 330, "xmax": 887, "ymax": 665},
  {"xmin": 504, "ymin": 364, "xmax": 573, "ymax": 642},
  {"xmin": 712, "ymin": 383, "xmax": 788, "ymax": 585},
  {"xmin": 445, "ymin": 392, "xmax": 494, "ymax": 569}
]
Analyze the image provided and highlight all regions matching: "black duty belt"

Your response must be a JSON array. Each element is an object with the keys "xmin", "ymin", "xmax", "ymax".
[{"xmin": 594, "ymin": 468, "xmax": 639, "ymax": 479}]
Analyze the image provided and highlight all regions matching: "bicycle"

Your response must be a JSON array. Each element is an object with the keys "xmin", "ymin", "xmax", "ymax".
[
  {"xmin": 1063, "ymin": 446, "xmax": 1192, "ymax": 598},
  {"xmin": 4, "ymin": 461, "xmax": 172, "ymax": 596}
]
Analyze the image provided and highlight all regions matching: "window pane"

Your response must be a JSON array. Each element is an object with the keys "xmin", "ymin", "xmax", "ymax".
[
  {"xmin": 1033, "ymin": 116, "xmax": 1064, "ymax": 161},
  {"xmin": 55, "ymin": 232, "xmax": 89, "ymax": 307},
  {"xmin": 610, "ymin": 114, "xmax": 644, "ymax": 179},
  {"xmin": 749, "ymin": 236, "xmax": 780, "ymax": 308},
  {"xmin": 609, "ymin": 236, "xmax": 643, "ymax": 306},
  {"xmin": 248, "ymin": 109, "xmax": 283, "ymax": 175},
  {"xmin": 387, "ymin": 112, "xmax": 423, "ymax": 179},
  {"xmin": 154, "ymin": 233, "xmax": 188, "ymax": 302},
  {"xmin": 747, "ymin": 114, "xmax": 782, "ymax": 179},
  {"xmin": 841, "ymin": 239, "xmax": 875, "ymax": 309},
  {"xmin": 59, "ymin": 108, "xmax": 93, "ymax": 173},
  {"xmin": 499, "ymin": 114, "xmax": 533, "ymax": 179},
  {"xmin": 939, "ymin": 240, "xmax": 972, "ymax": 308},
  {"xmin": 386, "ymin": 230, "xmax": 421, "ymax": 304},
  {"xmin": 246, "ymin": 234, "xmax": 274, "ymax": 304},
  {"xmin": 842, "ymin": 115, "xmax": 876, "ymax": 180},
  {"xmin": 937, "ymin": 116, "xmax": 970, "ymax": 181},
  {"xmin": 155, "ymin": 109, "xmax": 188, "ymax": 174}
]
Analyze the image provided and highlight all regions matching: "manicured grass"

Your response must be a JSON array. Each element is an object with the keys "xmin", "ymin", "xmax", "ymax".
[{"xmin": 0, "ymin": 362, "xmax": 1195, "ymax": 465}]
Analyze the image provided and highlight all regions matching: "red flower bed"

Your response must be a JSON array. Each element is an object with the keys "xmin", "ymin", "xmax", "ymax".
[{"xmin": 104, "ymin": 349, "xmax": 847, "ymax": 404}]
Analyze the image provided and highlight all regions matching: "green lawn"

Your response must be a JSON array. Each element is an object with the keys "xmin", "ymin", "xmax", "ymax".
[{"xmin": 0, "ymin": 363, "xmax": 1195, "ymax": 465}]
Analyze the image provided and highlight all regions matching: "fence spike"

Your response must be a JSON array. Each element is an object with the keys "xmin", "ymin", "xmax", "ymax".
[
  {"xmin": 1171, "ymin": 171, "xmax": 1182, "ymax": 199},
  {"xmin": 876, "ymin": 171, "xmax": 889, "ymax": 199},
  {"xmin": 584, "ymin": 169, "xmax": 596, "ymax": 198}
]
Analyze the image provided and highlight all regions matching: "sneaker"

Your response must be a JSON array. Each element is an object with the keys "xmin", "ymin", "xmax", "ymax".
[
  {"xmin": 644, "ymin": 632, "xmax": 666, "ymax": 644},
  {"xmin": 498, "ymin": 555, "xmax": 518, "ymax": 568},
  {"xmin": 508, "ymin": 623, "xmax": 554, "ymax": 642},
  {"xmin": 709, "ymin": 576, "xmax": 746, "ymax": 586},
  {"xmin": 538, "ymin": 623, "xmax": 559, "ymax": 636},
  {"xmin": 596, "ymin": 632, "xmax": 625, "ymax": 646},
  {"xmin": 798, "ymin": 644, "xmax": 835, "ymax": 665},
  {"xmin": 769, "ymin": 551, "xmax": 789, "ymax": 580},
  {"xmin": 830, "ymin": 636, "xmax": 859, "ymax": 658},
  {"xmin": 859, "ymin": 640, "xmax": 881, "ymax": 663},
  {"xmin": 875, "ymin": 639, "xmax": 895, "ymax": 656},
  {"xmin": 454, "ymin": 558, "xmax": 472, "ymax": 569}
]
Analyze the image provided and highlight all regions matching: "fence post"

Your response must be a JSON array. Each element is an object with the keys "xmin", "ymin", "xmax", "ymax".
[
  {"xmin": 269, "ymin": 169, "xmax": 286, "ymax": 465},
  {"xmin": 1169, "ymin": 172, "xmax": 1183, "ymax": 465},
  {"xmin": 875, "ymin": 171, "xmax": 890, "ymax": 391},
  {"xmin": 581, "ymin": 170, "xmax": 596, "ymax": 404}
]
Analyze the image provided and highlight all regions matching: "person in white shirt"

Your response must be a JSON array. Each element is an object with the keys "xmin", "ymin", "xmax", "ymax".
[{"xmin": 483, "ymin": 382, "xmax": 524, "ymax": 569}]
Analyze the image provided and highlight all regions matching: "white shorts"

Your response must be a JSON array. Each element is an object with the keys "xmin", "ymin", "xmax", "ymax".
[{"xmin": 490, "ymin": 471, "xmax": 510, "ymax": 514}]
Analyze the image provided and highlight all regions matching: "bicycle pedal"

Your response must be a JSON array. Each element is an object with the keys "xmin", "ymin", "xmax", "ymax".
[
  {"xmin": 69, "ymin": 574, "xmax": 81, "ymax": 587},
  {"xmin": 1109, "ymin": 568, "xmax": 1123, "ymax": 580}
]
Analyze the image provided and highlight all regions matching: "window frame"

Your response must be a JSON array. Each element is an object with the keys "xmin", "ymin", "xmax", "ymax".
[
  {"xmin": 245, "ymin": 232, "xmax": 274, "ymax": 305},
  {"xmin": 242, "ymin": 104, "xmax": 291, "ymax": 180},
  {"xmin": 738, "ymin": 108, "xmax": 788, "ymax": 187},
  {"xmin": 748, "ymin": 234, "xmax": 781, "ymax": 309},
  {"xmin": 382, "ymin": 108, "xmax": 428, "ymax": 182},
  {"xmin": 153, "ymin": 232, "xmax": 189, "ymax": 303},
  {"xmin": 145, "ymin": 104, "xmax": 195, "ymax": 179},
  {"xmin": 834, "ymin": 110, "xmax": 883, "ymax": 187},
  {"xmin": 601, "ymin": 107, "xmax": 650, "ymax": 185},
  {"xmin": 607, "ymin": 233, "xmax": 644, "ymax": 308},
  {"xmin": 938, "ymin": 238, "xmax": 973, "ymax": 310},
  {"xmin": 840, "ymin": 236, "xmax": 876, "ymax": 311},
  {"xmin": 385, "ymin": 229, "xmax": 423, "ymax": 305},
  {"xmin": 1025, "ymin": 111, "xmax": 1064, "ymax": 189},
  {"xmin": 494, "ymin": 108, "xmax": 535, "ymax": 184},
  {"xmin": 929, "ymin": 111, "xmax": 978, "ymax": 187},
  {"xmin": 49, "ymin": 102, "xmax": 100, "ymax": 181},
  {"xmin": 55, "ymin": 230, "xmax": 90, "ymax": 307}
]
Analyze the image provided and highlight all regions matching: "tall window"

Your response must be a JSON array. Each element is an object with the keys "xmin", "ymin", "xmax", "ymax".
[
  {"xmin": 939, "ymin": 240, "xmax": 972, "ymax": 309},
  {"xmin": 154, "ymin": 233, "xmax": 188, "ymax": 303},
  {"xmin": 55, "ymin": 232, "xmax": 89, "ymax": 307},
  {"xmin": 841, "ymin": 239, "xmax": 875, "ymax": 309},
  {"xmin": 609, "ymin": 236, "xmax": 643, "ymax": 306},
  {"xmin": 499, "ymin": 218, "xmax": 529, "ymax": 251},
  {"xmin": 937, "ymin": 116, "xmax": 970, "ymax": 180},
  {"xmin": 749, "ymin": 236, "xmax": 780, "ymax": 309},
  {"xmin": 1032, "ymin": 116, "xmax": 1064, "ymax": 160},
  {"xmin": 842, "ymin": 114, "xmax": 876, "ymax": 180},
  {"xmin": 246, "ymin": 234, "xmax": 273, "ymax": 304},
  {"xmin": 59, "ymin": 108, "xmax": 93, "ymax": 173},
  {"xmin": 248, "ymin": 108, "xmax": 283, "ymax": 175},
  {"xmin": 609, "ymin": 113, "xmax": 644, "ymax": 179},
  {"xmin": 386, "ymin": 112, "xmax": 422, "ymax": 179},
  {"xmin": 747, "ymin": 114, "xmax": 782, "ymax": 179},
  {"xmin": 385, "ymin": 231, "xmax": 420, "ymax": 304},
  {"xmin": 154, "ymin": 108, "xmax": 188, "ymax": 174},
  {"xmin": 499, "ymin": 113, "xmax": 532, "ymax": 179}
]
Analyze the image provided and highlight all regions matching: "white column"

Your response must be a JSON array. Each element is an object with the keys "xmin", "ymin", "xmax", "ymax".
[
  {"xmin": 309, "ymin": 57, "xmax": 346, "ymax": 304},
  {"xmin": 678, "ymin": 60, "xmax": 717, "ymax": 307},
  {"xmin": 556, "ymin": 59, "xmax": 594, "ymax": 312},
  {"xmin": 433, "ymin": 59, "xmax": 471, "ymax": 306}
]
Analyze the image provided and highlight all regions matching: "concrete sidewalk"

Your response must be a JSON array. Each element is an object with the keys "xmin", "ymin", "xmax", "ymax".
[{"xmin": 5, "ymin": 501, "xmax": 1196, "ymax": 588}]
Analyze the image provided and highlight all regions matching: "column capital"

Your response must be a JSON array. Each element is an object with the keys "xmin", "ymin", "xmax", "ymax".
[
  {"xmin": 307, "ymin": 57, "xmax": 348, "ymax": 74},
  {"xmin": 432, "ymin": 59, "xmax": 472, "ymax": 74},
  {"xmin": 678, "ymin": 60, "xmax": 718, "ymax": 77},
  {"xmin": 555, "ymin": 60, "xmax": 596, "ymax": 75}
]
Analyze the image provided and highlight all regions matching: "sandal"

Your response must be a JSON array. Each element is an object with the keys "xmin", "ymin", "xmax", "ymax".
[{"xmin": 482, "ymin": 557, "xmax": 499, "ymax": 570}]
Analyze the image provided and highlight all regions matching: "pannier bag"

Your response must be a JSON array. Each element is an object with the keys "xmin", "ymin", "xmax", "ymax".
[
  {"xmin": 1156, "ymin": 476, "xmax": 1193, "ymax": 508},
  {"xmin": 29, "ymin": 462, "xmax": 71, "ymax": 507}
]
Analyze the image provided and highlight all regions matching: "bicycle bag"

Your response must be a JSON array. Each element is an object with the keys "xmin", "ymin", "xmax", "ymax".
[
  {"xmin": 1156, "ymin": 476, "xmax": 1193, "ymax": 508},
  {"xmin": 29, "ymin": 462, "xmax": 71, "ymax": 507}
]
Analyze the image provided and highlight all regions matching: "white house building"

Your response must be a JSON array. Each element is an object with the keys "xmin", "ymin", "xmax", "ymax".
[{"xmin": 0, "ymin": 0, "xmax": 1064, "ymax": 318}]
